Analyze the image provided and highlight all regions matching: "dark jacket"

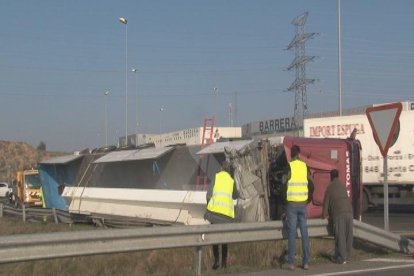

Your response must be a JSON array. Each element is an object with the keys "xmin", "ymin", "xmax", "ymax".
[{"xmin": 322, "ymin": 178, "xmax": 353, "ymax": 220}]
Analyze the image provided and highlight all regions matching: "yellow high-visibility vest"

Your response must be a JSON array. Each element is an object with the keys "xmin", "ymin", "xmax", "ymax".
[
  {"xmin": 207, "ymin": 171, "xmax": 235, "ymax": 218},
  {"xmin": 287, "ymin": 159, "xmax": 308, "ymax": 202}
]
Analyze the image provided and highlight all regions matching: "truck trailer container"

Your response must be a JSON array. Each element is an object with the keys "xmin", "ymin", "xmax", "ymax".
[{"xmin": 304, "ymin": 108, "xmax": 414, "ymax": 211}]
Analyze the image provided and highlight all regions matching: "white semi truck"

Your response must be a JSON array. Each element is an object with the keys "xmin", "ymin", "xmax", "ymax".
[{"xmin": 304, "ymin": 102, "xmax": 414, "ymax": 211}]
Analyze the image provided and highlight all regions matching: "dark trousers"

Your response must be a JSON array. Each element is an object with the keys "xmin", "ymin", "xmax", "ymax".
[
  {"xmin": 204, "ymin": 210, "xmax": 233, "ymax": 268},
  {"xmin": 213, "ymin": 244, "xmax": 228, "ymax": 267},
  {"xmin": 334, "ymin": 213, "xmax": 353, "ymax": 262}
]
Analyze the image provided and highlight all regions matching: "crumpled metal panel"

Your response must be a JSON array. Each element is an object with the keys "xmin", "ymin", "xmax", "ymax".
[
  {"xmin": 226, "ymin": 139, "xmax": 272, "ymax": 222},
  {"xmin": 196, "ymin": 140, "xmax": 253, "ymax": 155}
]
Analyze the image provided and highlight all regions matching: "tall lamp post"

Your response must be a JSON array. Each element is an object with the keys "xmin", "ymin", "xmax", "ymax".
[
  {"xmin": 132, "ymin": 68, "xmax": 138, "ymax": 135},
  {"xmin": 337, "ymin": 0, "xmax": 342, "ymax": 116},
  {"xmin": 119, "ymin": 17, "xmax": 128, "ymax": 146},
  {"xmin": 159, "ymin": 107, "xmax": 164, "ymax": 134},
  {"xmin": 213, "ymin": 87, "xmax": 218, "ymax": 123},
  {"xmin": 104, "ymin": 91, "xmax": 109, "ymax": 147}
]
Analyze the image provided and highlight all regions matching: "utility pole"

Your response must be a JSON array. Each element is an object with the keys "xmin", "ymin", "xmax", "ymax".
[{"xmin": 286, "ymin": 12, "xmax": 316, "ymax": 131}]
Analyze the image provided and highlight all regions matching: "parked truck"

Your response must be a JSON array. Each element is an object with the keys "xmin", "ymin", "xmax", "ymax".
[
  {"xmin": 11, "ymin": 169, "xmax": 43, "ymax": 207},
  {"xmin": 304, "ymin": 105, "xmax": 414, "ymax": 211}
]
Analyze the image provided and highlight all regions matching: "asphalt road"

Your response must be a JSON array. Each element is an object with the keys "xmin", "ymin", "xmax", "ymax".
[
  {"xmin": 232, "ymin": 256, "xmax": 414, "ymax": 276},
  {"xmin": 362, "ymin": 208, "xmax": 414, "ymax": 237},
  {"xmin": 230, "ymin": 208, "xmax": 414, "ymax": 276}
]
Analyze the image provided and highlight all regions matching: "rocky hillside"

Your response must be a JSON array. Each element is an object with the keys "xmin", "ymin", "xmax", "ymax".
[{"xmin": 0, "ymin": 140, "xmax": 66, "ymax": 182}]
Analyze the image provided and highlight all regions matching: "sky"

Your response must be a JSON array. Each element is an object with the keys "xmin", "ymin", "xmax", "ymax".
[{"xmin": 1, "ymin": 0, "xmax": 414, "ymax": 152}]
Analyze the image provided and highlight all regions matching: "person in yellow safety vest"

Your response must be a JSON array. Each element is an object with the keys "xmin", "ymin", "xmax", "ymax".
[
  {"xmin": 282, "ymin": 144, "xmax": 314, "ymax": 271},
  {"xmin": 204, "ymin": 160, "xmax": 238, "ymax": 270}
]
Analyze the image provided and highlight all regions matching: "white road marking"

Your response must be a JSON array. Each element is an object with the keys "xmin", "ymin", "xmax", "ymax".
[
  {"xmin": 309, "ymin": 263, "xmax": 414, "ymax": 276},
  {"xmin": 365, "ymin": 258, "xmax": 414, "ymax": 263}
]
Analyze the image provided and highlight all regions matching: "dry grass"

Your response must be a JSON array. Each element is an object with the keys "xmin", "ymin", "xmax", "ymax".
[{"xmin": 0, "ymin": 216, "xmax": 398, "ymax": 276}]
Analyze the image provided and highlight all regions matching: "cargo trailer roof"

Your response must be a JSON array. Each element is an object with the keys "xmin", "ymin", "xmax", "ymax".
[
  {"xmin": 40, "ymin": 154, "xmax": 83, "ymax": 164},
  {"xmin": 93, "ymin": 147, "xmax": 174, "ymax": 163}
]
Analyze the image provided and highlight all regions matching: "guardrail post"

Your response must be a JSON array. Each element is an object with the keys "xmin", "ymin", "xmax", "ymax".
[
  {"xmin": 0, "ymin": 203, "xmax": 3, "ymax": 217},
  {"xmin": 195, "ymin": 246, "xmax": 202, "ymax": 276},
  {"xmin": 52, "ymin": 208, "xmax": 58, "ymax": 224},
  {"xmin": 22, "ymin": 203, "xmax": 26, "ymax": 222}
]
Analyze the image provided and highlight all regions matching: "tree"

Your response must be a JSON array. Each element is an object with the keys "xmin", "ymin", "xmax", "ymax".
[{"xmin": 37, "ymin": 141, "xmax": 46, "ymax": 151}]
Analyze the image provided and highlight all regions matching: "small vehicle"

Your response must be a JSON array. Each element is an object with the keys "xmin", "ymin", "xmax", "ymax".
[
  {"xmin": 0, "ymin": 182, "xmax": 12, "ymax": 197},
  {"xmin": 12, "ymin": 169, "xmax": 42, "ymax": 207}
]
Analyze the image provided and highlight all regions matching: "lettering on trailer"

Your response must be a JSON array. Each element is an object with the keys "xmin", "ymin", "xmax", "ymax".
[
  {"xmin": 364, "ymin": 153, "xmax": 414, "ymax": 176},
  {"xmin": 259, "ymin": 117, "xmax": 296, "ymax": 134},
  {"xmin": 346, "ymin": 151, "xmax": 351, "ymax": 197},
  {"xmin": 309, "ymin": 123, "xmax": 365, "ymax": 138}
]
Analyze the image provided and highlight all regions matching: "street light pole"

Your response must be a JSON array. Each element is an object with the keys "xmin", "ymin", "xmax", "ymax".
[
  {"xmin": 159, "ymin": 107, "xmax": 164, "ymax": 134},
  {"xmin": 104, "ymin": 91, "xmax": 109, "ymax": 147},
  {"xmin": 213, "ymin": 87, "xmax": 218, "ymax": 123},
  {"xmin": 119, "ymin": 17, "xmax": 128, "ymax": 146},
  {"xmin": 132, "ymin": 68, "xmax": 138, "ymax": 135},
  {"xmin": 337, "ymin": 0, "xmax": 343, "ymax": 116}
]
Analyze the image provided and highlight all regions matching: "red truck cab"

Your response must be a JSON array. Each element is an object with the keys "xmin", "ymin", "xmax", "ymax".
[{"xmin": 270, "ymin": 136, "xmax": 362, "ymax": 220}]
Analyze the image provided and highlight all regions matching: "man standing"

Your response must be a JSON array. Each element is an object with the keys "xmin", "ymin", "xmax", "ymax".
[
  {"xmin": 322, "ymin": 169, "xmax": 353, "ymax": 264},
  {"xmin": 204, "ymin": 160, "xmax": 237, "ymax": 270},
  {"xmin": 283, "ymin": 145, "xmax": 314, "ymax": 270}
]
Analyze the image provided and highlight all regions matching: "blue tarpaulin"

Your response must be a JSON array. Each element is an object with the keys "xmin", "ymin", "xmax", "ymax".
[{"xmin": 39, "ymin": 157, "xmax": 82, "ymax": 210}]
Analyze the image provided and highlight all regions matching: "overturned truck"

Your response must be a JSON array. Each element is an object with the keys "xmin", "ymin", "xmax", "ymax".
[
  {"xmin": 220, "ymin": 136, "xmax": 362, "ymax": 222},
  {"xmin": 39, "ymin": 136, "xmax": 362, "ymax": 226}
]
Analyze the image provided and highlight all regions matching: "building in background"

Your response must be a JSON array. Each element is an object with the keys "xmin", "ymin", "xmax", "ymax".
[{"xmin": 119, "ymin": 126, "xmax": 241, "ymax": 148}]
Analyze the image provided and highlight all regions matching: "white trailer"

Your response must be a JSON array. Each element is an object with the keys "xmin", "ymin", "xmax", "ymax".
[{"xmin": 304, "ymin": 109, "xmax": 414, "ymax": 211}]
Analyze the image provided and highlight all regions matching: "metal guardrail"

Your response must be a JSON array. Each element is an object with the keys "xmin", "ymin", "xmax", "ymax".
[
  {"xmin": 353, "ymin": 220, "xmax": 414, "ymax": 253},
  {"xmin": 0, "ymin": 203, "xmax": 181, "ymax": 227},
  {"xmin": 0, "ymin": 220, "xmax": 326, "ymax": 262},
  {"xmin": 0, "ymin": 203, "xmax": 72, "ymax": 224},
  {"xmin": 0, "ymin": 218, "xmax": 412, "ymax": 274}
]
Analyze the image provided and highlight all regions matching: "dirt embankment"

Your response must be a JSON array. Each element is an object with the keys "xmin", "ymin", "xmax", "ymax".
[{"xmin": 0, "ymin": 140, "xmax": 66, "ymax": 182}]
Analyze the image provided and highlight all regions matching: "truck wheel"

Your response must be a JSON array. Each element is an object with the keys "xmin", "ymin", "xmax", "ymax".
[{"xmin": 362, "ymin": 192, "xmax": 369, "ymax": 213}]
